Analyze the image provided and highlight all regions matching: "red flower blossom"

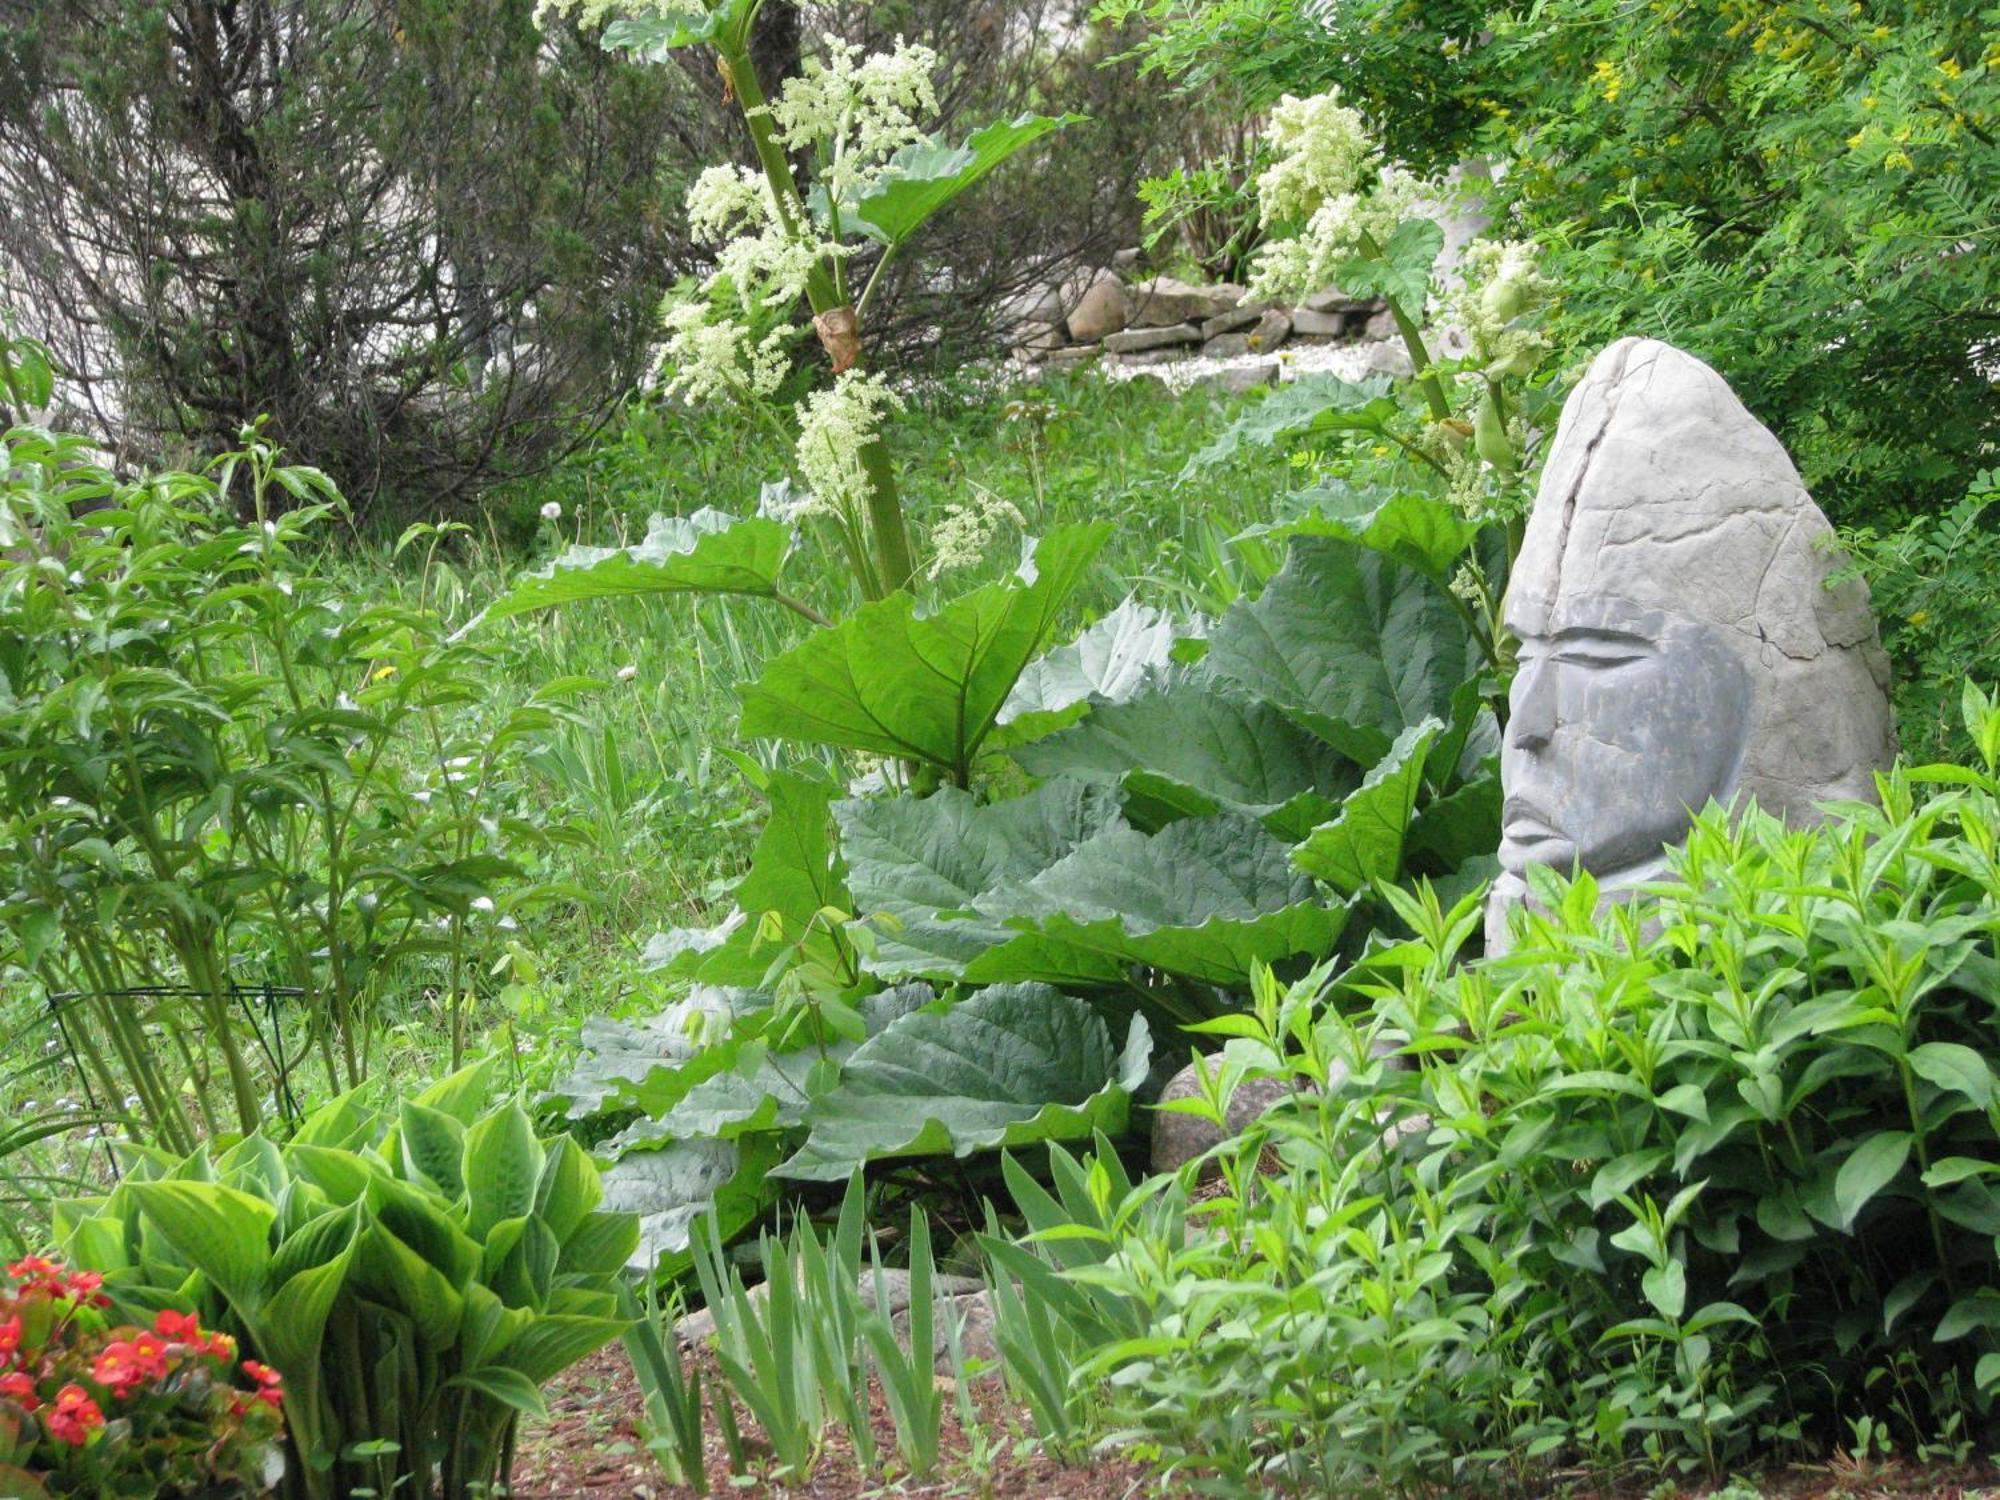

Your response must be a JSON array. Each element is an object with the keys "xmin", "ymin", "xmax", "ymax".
[
  {"xmin": 0, "ymin": 1370, "xmax": 39, "ymax": 1412},
  {"xmin": 154, "ymin": 1308, "xmax": 202, "ymax": 1343},
  {"xmin": 7, "ymin": 1257, "xmax": 58, "ymax": 1281},
  {"xmin": 47, "ymin": 1383, "xmax": 104, "ymax": 1446},
  {"xmin": 0, "ymin": 1313, "xmax": 21, "ymax": 1359}
]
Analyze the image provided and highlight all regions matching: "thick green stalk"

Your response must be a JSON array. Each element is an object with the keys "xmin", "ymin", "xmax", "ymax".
[
  {"xmin": 1356, "ymin": 230, "xmax": 1452, "ymax": 424},
  {"xmin": 722, "ymin": 43, "xmax": 916, "ymax": 598}
]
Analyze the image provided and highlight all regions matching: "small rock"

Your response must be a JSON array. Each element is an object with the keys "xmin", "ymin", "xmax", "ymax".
[
  {"xmin": 1151, "ymin": 1068, "xmax": 1305, "ymax": 1175},
  {"xmin": 1000, "ymin": 282, "xmax": 1066, "ymax": 330},
  {"xmin": 1302, "ymin": 286, "xmax": 1372, "ymax": 314},
  {"xmin": 1111, "ymin": 246, "xmax": 1142, "ymax": 274},
  {"xmin": 1103, "ymin": 322, "xmax": 1202, "ymax": 354},
  {"xmin": 1361, "ymin": 307, "xmax": 1398, "ymax": 341},
  {"xmin": 1010, "ymin": 321, "xmax": 1066, "ymax": 360},
  {"xmin": 1108, "ymin": 347, "xmax": 1187, "ymax": 369},
  {"xmin": 1037, "ymin": 343, "xmax": 1101, "ymax": 370},
  {"xmin": 1362, "ymin": 338, "xmax": 1416, "ymax": 378},
  {"xmin": 1128, "ymin": 276, "xmax": 1243, "ymax": 328},
  {"xmin": 1206, "ymin": 361, "xmax": 1280, "ymax": 396},
  {"xmin": 1289, "ymin": 308, "xmax": 1351, "ymax": 340},
  {"xmin": 1065, "ymin": 269, "xmax": 1130, "ymax": 344},
  {"xmin": 1248, "ymin": 308, "xmax": 1292, "ymax": 353},
  {"xmin": 1200, "ymin": 303, "xmax": 1270, "ymax": 340},
  {"xmin": 1204, "ymin": 332, "xmax": 1253, "ymax": 359}
]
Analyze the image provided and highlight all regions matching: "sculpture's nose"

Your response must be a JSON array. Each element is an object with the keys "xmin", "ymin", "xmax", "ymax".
[{"xmin": 1509, "ymin": 659, "xmax": 1556, "ymax": 753}]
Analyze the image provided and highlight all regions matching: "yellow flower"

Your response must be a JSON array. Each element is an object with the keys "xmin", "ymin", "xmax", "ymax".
[
  {"xmin": 371, "ymin": 664, "xmax": 397, "ymax": 683},
  {"xmin": 1871, "ymin": 23, "xmax": 1890, "ymax": 39},
  {"xmin": 1847, "ymin": 129, "xmax": 1868, "ymax": 148},
  {"xmin": 1883, "ymin": 149, "xmax": 1914, "ymax": 170},
  {"xmin": 1862, "ymin": 94, "xmax": 1878, "ymax": 108},
  {"xmin": 1910, "ymin": 609, "xmax": 1931, "ymax": 627},
  {"xmin": 1593, "ymin": 58, "xmax": 1623, "ymax": 101},
  {"xmin": 1938, "ymin": 57, "xmax": 1962, "ymax": 78}
]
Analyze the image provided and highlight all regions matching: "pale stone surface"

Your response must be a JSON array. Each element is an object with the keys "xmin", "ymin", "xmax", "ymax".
[
  {"xmin": 1065, "ymin": 269, "xmax": 1131, "ymax": 344},
  {"xmin": 1201, "ymin": 303, "xmax": 1269, "ymax": 340},
  {"xmin": 1206, "ymin": 361, "xmax": 1280, "ymax": 396},
  {"xmin": 1301, "ymin": 287, "xmax": 1372, "ymax": 314},
  {"xmin": 1128, "ymin": 276, "xmax": 1242, "ymax": 327},
  {"xmin": 1009, "ymin": 321, "xmax": 1066, "ymax": 360},
  {"xmin": 1488, "ymin": 338, "xmax": 1895, "ymax": 947},
  {"xmin": 1204, "ymin": 331, "xmax": 1254, "ymax": 359},
  {"xmin": 1151, "ymin": 1068, "xmax": 1302, "ymax": 1175},
  {"xmin": 1104, "ymin": 322, "xmax": 1202, "ymax": 354},
  {"xmin": 1249, "ymin": 309, "xmax": 1292, "ymax": 353}
]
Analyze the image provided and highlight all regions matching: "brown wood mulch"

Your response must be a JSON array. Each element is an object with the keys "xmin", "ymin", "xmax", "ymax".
[{"xmin": 505, "ymin": 1347, "xmax": 2000, "ymax": 1499}]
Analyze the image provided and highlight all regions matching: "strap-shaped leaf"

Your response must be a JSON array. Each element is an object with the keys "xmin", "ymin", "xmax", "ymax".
[{"xmin": 126, "ymin": 1182, "xmax": 275, "ymax": 1314}]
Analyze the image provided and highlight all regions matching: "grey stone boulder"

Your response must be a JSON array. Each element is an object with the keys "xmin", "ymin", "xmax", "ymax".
[
  {"xmin": 1247, "ymin": 309, "xmax": 1292, "ymax": 353},
  {"xmin": 1111, "ymin": 246, "xmax": 1143, "ymax": 274},
  {"xmin": 1151, "ymin": 1067, "xmax": 1305, "ymax": 1174},
  {"xmin": 1037, "ymin": 343, "xmax": 1101, "ymax": 370},
  {"xmin": 1009, "ymin": 321, "xmax": 1067, "ymax": 361},
  {"xmin": 1301, "ymin": 286, "xmax": 1374, "ymax": 314},
  {"xmin": 1000, "ymin": 282, "xmax": 1066, "ymax": 331},
  {"xmin": 676, "ymin": 1268, "xmax": 998, "ymax": 1376},
  {"xmin": 1108, "ymin": 347, "xmax": 1185, "ymax": 370},
  {"xmin": 1289, "ymin": 308, "xmax": 1351, "ymax": 340},
  {"xmin": 1205, "ymin": 361, "xmax": 1281, "ymax": 396},
  {"xmin": 1104, "ymin": 322, "xmax": 1202, "ymax": 355},
  {"xmin": 1128, "ymin": 276, "xmax": 1243, "ymax": 328},
  {"xmin": 1361, "ymin": 307, "xmax": 1399, "ymax": 341},
  {"xmin": 1065, "ymin": 269, "xmax": 1131, "ymax": 344},
  {"xmin": 1200, "ymin": 303, "xmax": 1270, "ymax": 341},
  {"xmin": 1204, "ymin": 331, "xmax": 1254, "ymax": 359}
]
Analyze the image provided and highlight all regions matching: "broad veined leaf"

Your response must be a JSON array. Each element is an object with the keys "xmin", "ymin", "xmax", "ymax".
[
  {"xmin": 1291, "ymin": 721, "xmax": 1439, "ymax": 894},
  {"xmin": 1907, "ymin": 1041, "xmax": 1996, "ymax": 1111},
  {"xmin": 600, "ymin": 0, "xmax": 757, "ymax": 58},
  {"xmin": 839, "ymin": 114, "xmax": 1083, "ymax": 248},
  {"xmin": 464, "ymin": 1105, "xmax": 546, "ymax": 1241},
  {"xmin": 1334, "ymin": 217, "xmax": 1446, "ymax": 317},
  {"xmin": 1241, "ymin": 489, "xmax": 1482, "ymax": 585},
  {"xmin": 773, "ymin": 985, "xmax": 1150, "ymax": 1181},
  {"xmin": 1405, "ymin": 760, "xmax": 1502, "ymax": 872},
  {"xmin": 549, "ymin": 988, "xmax": 762, "ymax": 1115},
  {"xmin": 1205, "ymin": 536, "xmax": 1475, "ymax": 764},
  {"xmin": 838, "ymin": 778, "xmax": 1127, "ymax": 976},
  {"xmin": 738, "ymin": 526, "xmax": 1110, "ymax": 778},
  {"xmin": 458, "ymin": 511, "xmax": 792, "ymax": 636},
  {"xmin": 1013, "ymin": 674, "xmax": 1358, "ymax": 841},
  {"xmin": 598, "ymin": 1135, "xmax": 781, "ymax": 1276},
  {"xmin": 992, "ymin": 596, "xmax": 1179, "ymax": 746},
  {"xmin": 965, "ymin": 814, "xmax": 1351, "ymax": 989},
  {"xmin": 126, "ymin": 1182, "xmax": 275, "ymax": 1313},
  {"xmin": 1183, "ymin": 374, "xmax": 1400, "ymax": 475},
  {"xmin": 607, "ymin": 986, "xmax": 933, "ymax": 1150}
]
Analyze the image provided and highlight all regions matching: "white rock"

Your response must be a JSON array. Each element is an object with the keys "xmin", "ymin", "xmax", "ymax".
[{"xmin": 1065, "ymin": 269, "xmax": 1131, "ymax": 344}]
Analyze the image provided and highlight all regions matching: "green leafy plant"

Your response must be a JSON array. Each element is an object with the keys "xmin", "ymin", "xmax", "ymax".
[
  {"xmin": 52, "ymin": 1059, "xmax": 637, "ymax": 1500},
  {"xmin": 0, "ymin": 420, "xmax": 573, "ymax": 1152},
  {"xmin": 1045, "ymin": 682, "xmax": 2000, "ymax": 1491}
]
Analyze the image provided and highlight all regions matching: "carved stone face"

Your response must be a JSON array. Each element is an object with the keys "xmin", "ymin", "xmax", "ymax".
[{"xmin": 1500, "ymin": 596, "xmax": 1752, "ymax": 883}]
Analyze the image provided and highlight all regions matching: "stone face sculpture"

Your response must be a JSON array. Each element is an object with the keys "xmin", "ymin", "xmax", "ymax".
[{"xmin": 1487, "ymin": 338, "xmax": 1895, "ymax": 947}]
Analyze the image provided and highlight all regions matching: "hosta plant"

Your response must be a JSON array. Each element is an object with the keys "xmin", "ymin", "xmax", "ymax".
[
  {"xmin": 0, "ymin": 1257, "xmax": 284, "ymax": 1499},
  {"xmin": 53, "ymin": 1059, "xmax": 637, "ymax": 1500}
]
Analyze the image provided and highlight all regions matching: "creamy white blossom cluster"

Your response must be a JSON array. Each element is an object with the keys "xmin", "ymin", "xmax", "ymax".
[
  {"xmin": 793, "ymin": 371, "xmax": 904, "ymax": 521},
  {"xmin": 926, "ymin": 487, "xmax": 1025, "ymax": 579},
  {"xmin": 657, "ymin": 298, "xmax": 792, "ymax": 404},
  {"xmin": 1247, "ymin": 90, "xmax": 1431, "ymax": 302},
  {"xmin": 1448, "ymin": 239, "xmax": 1552, "ymax": 375},
  {"xmin": 766, "ymin": 38, "xmax": 941, "ymax": 200}
]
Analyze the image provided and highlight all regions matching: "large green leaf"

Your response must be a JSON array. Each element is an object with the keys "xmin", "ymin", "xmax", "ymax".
[
  {"xmin": 463, "ymin": 1105, "xmax": 546, "ymax": 1242},
  {"xmin": 1290, "ymin": 721, "xmax": 1438, "ymax": 895},
  {"xmin": 1335, "ymin": 217, "xmax": 1446, "ymax": 315},
  {"xmin": 965, "ymin": 814, "xmax": 1351, "ymax": 989},
  {"xmin": 600, "ymin": 0, "xmax": 756, "ymax": 57},
  {"xmin": 841, "ymin": 114, "xmax": 1083, "ymax": 248},
  {"xmin": 460, "ymin": 511, "xmax": 792, "ymax": 634},
  {"xmin": 1014, "ymin": 674, "xmax": 1358, "ymax": 840},
  {"xmin": 597, "ymin": 1135, "xmax": 782, "ymax": 1276},
  {"xmin": 838, "ymin": 778, "xmax": 1126, "ymax": 976},
  {"xmin": 738, "ymin": 525, "xmax": 1109, "ymax": 779},
  {"xmin": 773, "ymin": 985, "xmax": 1150, "ymax": 1181},
  {"xmin": 126, "ymin": 1182, "xmax": 275, "ymax": 1313},
  {"xmin": 1184, "ymin": 374, "xmax": 1400, "ymax": 475},
  {"xmin": 733, "ymin": 772, "xmax": 850, "ymax": 932},
  {"xmin": 551, "ymin": 989, "xmax": 760, "ymax": 1115},
  {"xmin": 1205, "ymin": 536, "xmax": 1474, "ymax": 764},
  {"xmin": 992, "ymin": 597, "xmax": 1178, "ymax": 747},
  {"xmin": 1242, "ymin": 490, "xmax": 1481, "ymax": 586}
]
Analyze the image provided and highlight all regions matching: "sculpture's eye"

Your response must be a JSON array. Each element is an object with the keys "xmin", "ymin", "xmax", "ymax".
[{"xmin": 1552, "ymin": 634, "xmax": 1651, "ymax": 669}]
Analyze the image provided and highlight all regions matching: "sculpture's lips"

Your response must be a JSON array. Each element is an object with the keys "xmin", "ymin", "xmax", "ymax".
[{"xmin": 1501, "ymin": 797, "xmax": 1564, "ymax": 844}]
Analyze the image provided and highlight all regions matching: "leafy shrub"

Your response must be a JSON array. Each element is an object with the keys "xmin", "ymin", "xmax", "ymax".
[
  {"xmin": 0, "ymin": 421, "xmax": 569, "ymax": 1148},
  {"xmin": 1840, "ymin": 468, "xmax": 2000, "ymax": 763},
  {"xmin": 0, "ymin": 1258, "xmax": 283, "ymax": 1498},
  {"xmin": 53, "ymin": 1059, "xmax": 637, "ymax": 1500},
  {"xmin": 1107, "ymin": 0, "xmax": 2000, "ymax": 528},
  {"xmin": 1052, "ymin": 685, "xmax": 2000, "ymax": 1491}
]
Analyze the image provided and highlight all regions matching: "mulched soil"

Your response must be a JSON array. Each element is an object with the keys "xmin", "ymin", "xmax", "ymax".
[{"xmin": 506, "ymin": 1348, "xmax": 2000, "ymax": 1499}]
